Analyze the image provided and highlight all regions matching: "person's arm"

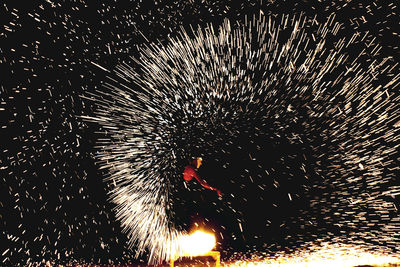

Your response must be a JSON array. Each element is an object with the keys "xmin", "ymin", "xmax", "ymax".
[{"xmin": 193, "ymin": 172, "xmax": 221, "ymax": 196}]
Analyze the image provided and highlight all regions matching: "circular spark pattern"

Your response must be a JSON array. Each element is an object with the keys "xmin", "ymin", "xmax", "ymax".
[
  {"xmin": 86, "ymin": 13, "xmax": 400, "ymax": 264},
  {"xmin": 1, "ymin": 1, "xmax": 400, "ymax": 266}
]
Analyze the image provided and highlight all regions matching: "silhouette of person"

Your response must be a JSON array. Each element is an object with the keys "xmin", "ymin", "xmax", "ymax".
[{"xmin": 183, "ymin": 157, "xmax": 222, "ymax": 197}]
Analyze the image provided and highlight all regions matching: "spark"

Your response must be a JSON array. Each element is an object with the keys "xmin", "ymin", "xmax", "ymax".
[
  {"xmin": 226, "ymin": 243, "xmax": 399, "ymax": 266},
  {"xmin": 85, "ymin": 11, "xmax": 400, "ymax": 264}
]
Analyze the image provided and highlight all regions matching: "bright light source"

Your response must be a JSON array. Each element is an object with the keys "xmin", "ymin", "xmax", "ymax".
[{"xmin": 179, "ymin": 230, "xmax": 216, "ymax": 257}]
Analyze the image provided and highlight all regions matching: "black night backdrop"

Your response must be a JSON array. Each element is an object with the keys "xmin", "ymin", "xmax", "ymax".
[{"xmin": 1, "ymin": 0, "xmax": 400, "ymax": 266}]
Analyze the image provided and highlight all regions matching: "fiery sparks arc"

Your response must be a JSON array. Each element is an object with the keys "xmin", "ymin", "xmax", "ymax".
[{"xmin": 84, "ymin": 12, "xmax": 400, "ymax": 264}]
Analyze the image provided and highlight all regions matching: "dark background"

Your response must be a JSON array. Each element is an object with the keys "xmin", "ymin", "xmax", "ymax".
[{"xmin": 1, "ymin": 0, "xmax": 399, "ymax": 265}]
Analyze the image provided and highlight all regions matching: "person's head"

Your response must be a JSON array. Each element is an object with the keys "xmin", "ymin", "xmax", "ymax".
[{"xmin": 195, "ymin": 157, "xmax": 202, "ymax": 168}]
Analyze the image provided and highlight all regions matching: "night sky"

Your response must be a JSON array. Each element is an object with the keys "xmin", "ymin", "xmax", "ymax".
[{"xmin": 1, "ymin": 0, "xmax": 400, "ymax": 266}]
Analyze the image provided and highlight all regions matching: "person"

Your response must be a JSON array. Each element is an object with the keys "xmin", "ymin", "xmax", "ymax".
[{"xmin": 183, "ymin": 157, "xmax": 222, "ymax": 197}]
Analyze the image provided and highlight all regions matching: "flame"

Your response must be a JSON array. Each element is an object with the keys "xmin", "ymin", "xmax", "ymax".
[{"xmin": 179, "ymin": 230, "xmax": 216, "ymax": 257}]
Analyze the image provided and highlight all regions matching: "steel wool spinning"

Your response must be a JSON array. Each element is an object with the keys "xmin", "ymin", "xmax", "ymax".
[{"xmin": 85, "ymin": 13, "xmax": 400, "ymax": 264}]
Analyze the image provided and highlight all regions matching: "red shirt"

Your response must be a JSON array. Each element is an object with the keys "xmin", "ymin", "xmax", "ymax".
[
  {"xmin": 183, "ymin": 160, "xmax": 221, "ymax": 197},
  {"xmin": 183, "ymin": 165, "xmax": 200, "ymax": 181}
]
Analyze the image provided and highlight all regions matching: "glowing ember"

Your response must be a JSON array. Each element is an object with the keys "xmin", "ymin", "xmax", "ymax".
[
  {"xmin": 178, "ymin": 230, "xmax": 216, "ymax": 257},
  {"xmin": 226, "ymin": 243, "xmax": 400, "ymax": 267}
]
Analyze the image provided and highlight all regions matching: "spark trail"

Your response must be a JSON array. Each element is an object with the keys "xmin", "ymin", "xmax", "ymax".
[{"xmin": 85, "ymin": 13, "xmax": 400, "ymax": 264}]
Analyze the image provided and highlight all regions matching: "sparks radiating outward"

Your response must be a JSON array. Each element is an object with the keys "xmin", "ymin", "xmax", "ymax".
[{"xmin": 84, "ymin": 12, "xmax": 400, "ymax": 264}]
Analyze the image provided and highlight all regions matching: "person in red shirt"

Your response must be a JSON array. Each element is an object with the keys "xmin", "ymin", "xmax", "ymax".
[{"xmin": 183, "ymin": 157, "xmax": 222, "ymax": 197}]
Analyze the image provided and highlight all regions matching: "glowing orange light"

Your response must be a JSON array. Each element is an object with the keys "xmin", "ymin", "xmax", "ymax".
[
  {"xmin": 170, "ymin": 230, "xmax": 218, "ymax": 267},
  {"xmin": 180, "ymin": 230, "xmax": 216, "ymax": 257}
]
